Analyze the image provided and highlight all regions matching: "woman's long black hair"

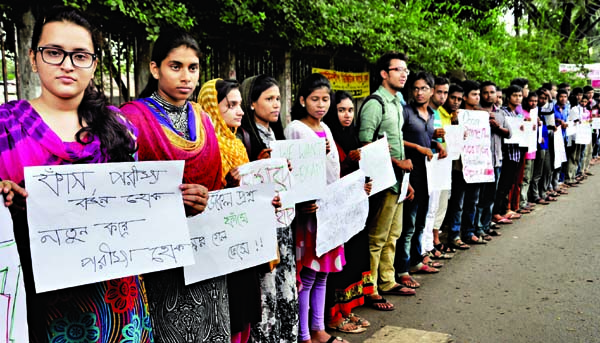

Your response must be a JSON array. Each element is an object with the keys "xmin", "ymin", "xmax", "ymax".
[
  {"xmin": 31, "ymin": 7, "xmax": 136, "ymax": 162},
  {"xmin": 323, "ymin": 90, "xmax": 359, "ymax": 154},
  {"xmin": 139, "ymin": 29, "xmax": 201, "ymax": 98}
]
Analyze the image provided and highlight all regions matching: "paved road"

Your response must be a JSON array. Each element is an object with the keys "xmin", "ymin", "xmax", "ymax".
[{"xmin": 335, "ymin": 168, "xmax": 600, "ymax": 343}]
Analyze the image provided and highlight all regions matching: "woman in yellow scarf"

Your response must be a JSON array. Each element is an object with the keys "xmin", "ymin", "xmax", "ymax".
[
  {"xmin": 199, "ymin": 79, "xmax": 249, "ymax": 187},
  {"xmin": 198, "ymin": 79, "xmax": 259, "ymax": 343}
]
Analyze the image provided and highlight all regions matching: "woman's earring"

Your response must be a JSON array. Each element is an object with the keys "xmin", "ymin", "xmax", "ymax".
[{"xmin": 250, "ymin": 106, "xmax": 254, "ymax": 110}]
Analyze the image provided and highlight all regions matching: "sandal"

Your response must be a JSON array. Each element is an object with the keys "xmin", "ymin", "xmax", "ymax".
[
  {"xmin": 398, "ymin": 274, "xmax": 421, "ymax": 288},
  {"xmin": 464, "ymin": 235, "xmax": 487, "ymax": 245},
  {"xmin": 379, "ymin": 284, "xmax": 416, "ymax": 296},
  {"xmin": 410, "ymin": 264, "xmax": 440, "ymax": 274},
  {"xmin": 364, "ymin": 296, "xmax": 395, "ymax": 311},
  {"xmin": 348, "ymin": 313, "xmax": 370, "ymax": 327},
  {"xmin": 325, "ymin": 337, "xmax": 344, "ymax": 343},
  {"xmin": 492, "ymin": 214, "xmax": 513, "ymax": 225},
  {"xmin": 434, "ymin": 243, "xmax": 456, "ymax": 254},
  {"xmin": 449, "ymin": 239, "xmax": 470, "ymax": 250},
  {"xmin": 327, "ymin": 317, "xmax": 367, "ymax": 334},
  {"xmin": 427, "ymin": 248, "xmax": 453, "ymax": 260},
  {"xmin": 422, "ymin": 255, "xmax": 443, "ymax": 268},
  {"xmin": 504, "ymin": 212, "xmax": 521, "ymax": 220}
]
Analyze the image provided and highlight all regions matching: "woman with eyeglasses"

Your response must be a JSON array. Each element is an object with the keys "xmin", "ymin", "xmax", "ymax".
[{"xmin": 0, "ymin": 7, "xmax": 150, "ymax": 342}]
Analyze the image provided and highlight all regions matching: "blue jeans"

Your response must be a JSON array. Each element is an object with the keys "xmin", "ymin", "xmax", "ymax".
[
  {"xmin": 395, "ymin": 177, "xmax": 429, "ymax": 274},
  {"xmin": 445, "ymin": 170, "xmax": 482, "ymax": 241},
  {"xmin": 475, "ymin": 167, "xmax": 501, "ymax": 234}
]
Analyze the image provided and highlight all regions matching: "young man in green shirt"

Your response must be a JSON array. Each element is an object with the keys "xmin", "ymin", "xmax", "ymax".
[{"xmin": 358, "ymin": 51, "xmax": 415, "ymax": 308}]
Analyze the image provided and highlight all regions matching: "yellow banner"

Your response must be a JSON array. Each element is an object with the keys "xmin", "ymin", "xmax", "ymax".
[{"xmin": 312, "ymin": 68, "xmax": 370, "ymax": 98}]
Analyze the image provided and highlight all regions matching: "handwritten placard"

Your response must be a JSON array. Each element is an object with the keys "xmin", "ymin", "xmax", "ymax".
[
  {"xmin": 554, "ymin": 129, "xmax": 568, "ymax": 169},
  {"xmin": 0, "ymin": 205, "xmax": 28, "ymax": 342},
  {"xmin": 592, "ymin": 118, "xmax": 600, "ymax": 129},
  {"xmin": 24, "ymin": 161, "xmax": 193, "ymax": 293},
  {"xmin": 271, "ymin": 138, "xmax": 326, "ymax": 203},
  {"xmin": 238, "ymin": 158, "xmax": 296, "ymax": 227},
  {"xmin": 316, "ymin": 170, "xmax": 369, "ymax": 257},
  {"xmin": 444, "ymin": 125, "xmax": 465, "ymax": 160},
  {"xmin": 458, "ymin": 110, "xmax": 495, "ymax": 183},
  {"xmin": 359, "ymin": 136, "xmax": 396, "ymax": 195},
  {"xmin": 425, "ymin": 154, "xmax": 452, "ymax": 194},
  {"xmin": 184, "ymin": 184, "xmax": 278, "ymax": 284}
]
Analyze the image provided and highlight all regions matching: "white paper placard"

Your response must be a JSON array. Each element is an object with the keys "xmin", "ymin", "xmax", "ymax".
[
  {"xmin": 522, "ymin": 122, "xmax": 537, "ymax": 152},
  {"xmin": 565, "ymin": 121, "xmax": 577, "ymax": 136},
  {"xmin": 238, "ymin": 158, "xmax": 296, "ymax": 227},
  {"xmin": 358, "ymin": 136, "xmax": 396, "ymax": 195},
  {"xmin": 24, "ymin": 161, "xmax": 193, "ymax": 293},
  {"xmin": 554, "ymin": 130, "xmax": 568, "ymax": 169},
  {"xmin": 397, "ymin": 172, "xmax": 411, "ymax": 204},
  {"xmin": 458, "ymin": 110, "xmax": 495, "ymax": 183},
  {"xmin": 315, "ymin": 170, "xmax": 369, "ymax": 257},
  {"xmin": 592, "ymin": 118, "xmax": 600, "ymax": 129},
  {"xmin": 425, "ymin": 154, "xmax": 452, "ymax": 194},
  {"xmin": 443, "ymin": 125, "xmax": 465, "ymax": 160},
  {"xmin": 270, "ymin": 139, "xmax": 326, "ymax": 203},
  {"xmin": 0, "ymin": 205, "xmax": 28, "ymax": 342},
  {"xmin": 504, "ymin": 116, "xmax": 525, "ymax": 145},
  {"xmin": 575, "ymin": 124, "xmax": 592, "ymax": 145},
  {"xmin": 184, "ymin": 183, "xmax": 278, "ymax": 284}
]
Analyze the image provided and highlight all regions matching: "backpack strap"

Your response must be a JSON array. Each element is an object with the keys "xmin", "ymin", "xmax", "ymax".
[{"xmin": 358, "ymin": 94, "xmax": 386, "ymax": 142}]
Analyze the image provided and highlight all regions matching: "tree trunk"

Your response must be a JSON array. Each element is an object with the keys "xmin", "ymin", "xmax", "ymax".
[
  {"xmin": 514, "ymin": 0, "xmax": 521, "ymax": 36},
  {"xmin": 560, "ymin": 3, "xmax": 574, "ymax": 43},
  {"xmin": 134, "ymin": 36, "xmax": 151, "ymax": 98},
  {"xmin": 280, "ymin": 51, "xmax": 292, "ymax": 126},
  {"xmin": 218, "ymin": 45, "xmax": 236, "ymax": 80},
  {"xmin": 17, "ymin": 8, "xmax": 39, "ymax": 100}
]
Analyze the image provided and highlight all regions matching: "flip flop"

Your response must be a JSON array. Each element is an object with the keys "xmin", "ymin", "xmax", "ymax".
[
  {"xmin": 398, "ymin": 275, "xmax": 421, "ymax": 288},
  {"xmin": 380, "ymin": 284, "xmax": 416, "ymax": 296},
  {"xmin": 504, "ymin": 212, "xmax": 521, "ymax": 220},
  {"xmin": 410, "ymin": 264, "xmax": 440, "ymax": 274},
  {"xmin": 494, "ymin": 217, "xmax": 513, "ymax": 224},
  {"xmin": 364, "ymin": 296, "xmax": 395, "ymax": 311}
]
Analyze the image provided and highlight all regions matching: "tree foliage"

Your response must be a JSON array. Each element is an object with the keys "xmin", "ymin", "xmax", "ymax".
[
  {"xmin": 65, "ymin": 0, "xmax": 195, "ymax": 40},
  {"xmin": 214, "ymin": 0, "xmax": 590, "ymax": 87}
]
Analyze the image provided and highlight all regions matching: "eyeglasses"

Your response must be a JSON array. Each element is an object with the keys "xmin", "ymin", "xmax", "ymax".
[
  {"xmin": 388, "ymin": 67, "xmax": 410, "ymax": 75},
  {"xmin": 37, "ymin": 47, "xmax": 96, "ymax": 69},
  {"xmin": 413, "ymin": 86, "xmax": 431, "ymax": 94}
]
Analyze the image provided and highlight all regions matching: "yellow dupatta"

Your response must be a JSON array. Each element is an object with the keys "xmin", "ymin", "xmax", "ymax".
[{"xmin": 198, "ymin": 79, "xmax": 249, "ymax": 184}]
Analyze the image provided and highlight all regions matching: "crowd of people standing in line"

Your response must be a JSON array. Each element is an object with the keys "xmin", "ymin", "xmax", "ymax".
[{"xmin": 0, "ymin": 6, "xmax": 598, "ymax": 343}]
